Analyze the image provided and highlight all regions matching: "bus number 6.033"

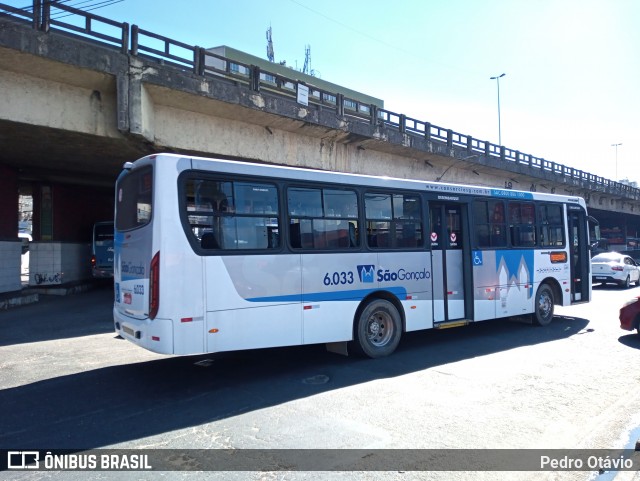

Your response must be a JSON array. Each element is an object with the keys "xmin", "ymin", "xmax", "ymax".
[{"xmin": 323, "ymin": 271, "xmax": 354, "ymax": 286}]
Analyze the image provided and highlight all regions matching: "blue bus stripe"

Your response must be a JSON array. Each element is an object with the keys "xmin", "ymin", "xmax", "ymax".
[{"xmin": 246, "ymin": 287, "xmax": 408, "ymax": 303}]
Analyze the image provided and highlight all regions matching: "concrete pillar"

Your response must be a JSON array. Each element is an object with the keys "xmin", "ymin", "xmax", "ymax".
[
  {"xmin": 121, "ymin": 58, "xmax": 156, "ymax": 142},
  {"xmin": 0, "ymin": 165, "xmax": 20, "ymax": 293},
  {"xmin": 29, "ymin": 183, "xmax": 113, "ymax": 286},
  {"xmin": 0, "ymin": 165, "xmax": 18, "ymax": 237}
]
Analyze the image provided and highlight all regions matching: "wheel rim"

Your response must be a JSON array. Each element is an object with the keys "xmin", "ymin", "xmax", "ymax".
[
  {"xmin": 538, "ymin": 291, "xmax": 552, "ymax": 320},
  {"xmin": 366, "ymin": 310, "xmax": 394, "ymax": 347}
]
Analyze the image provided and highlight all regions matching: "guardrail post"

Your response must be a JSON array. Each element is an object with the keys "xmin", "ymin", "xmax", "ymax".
[
  {"xmin": 446, "ymin": 129, "xmax": 453, "ymax": 148},
  {"xmin": 121, "ymin": 22, "xmax": 129, "ymax": 55},
  {"xmin": 33, "ymin": 0, "xmax": 41, "ymax": 30},
  {"xmin": 193, "ymin": 45, "xmax": 200, "ymax": 75},
  {"xmin": 130, "ymin": 24, "xmax": 139, "ymax": 55},
  {"xmin": 399, "ymin": 114, "xmax": 406, "ymax": 133},
  {"xmin": 193, "ymin": 46, "xmax": 202, "ymax": 75},
  {"xmin": 466, "ymin": 135, "xmax": 473, "ymax": 151},
  {"xmin": 500, "ymin": 145, "xmax": 506, "ymax": 161},
  {"xmin": 250, "ymin": 65, "xmax": 260, "ymax": 92},
  {"xmin": 199, "ymin": 47, "xmax": 207, "ymax": 76},
  {"xmin": 336, "ymin": 94, "xmax": 344, "ymax": 117},
  {"xmin": 369, "ymin": 105, "xmax": 377, "ymax": 125},
  {"xmin": 40, "ymin": 0, "xmax": 50, "ymax": 32},
  {"xmin": 424, "ymin": 122, "xmax": 431, "ymax": 140},
  {"xmin": 484, "ymin": 141, "xmax": 490, "ymax": 156}
]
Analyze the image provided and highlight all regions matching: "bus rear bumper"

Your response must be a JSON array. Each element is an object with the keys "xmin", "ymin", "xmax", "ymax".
[
  {"xmin": 113, "ymin": 308, "xmax": 173, "ymax": 354},
  {"xmin": 92, "ymin": 267, "xmax": 114, "ymax": 278}
]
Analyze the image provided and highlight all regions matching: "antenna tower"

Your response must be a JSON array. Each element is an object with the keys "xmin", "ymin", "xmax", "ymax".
[
  {"xmin": 302, "ymin": 44, "xmax": 310, "ymax": 75},
  {"xmin": 266, "ymin": 26, "xmax": 274, "ymax": 62}
]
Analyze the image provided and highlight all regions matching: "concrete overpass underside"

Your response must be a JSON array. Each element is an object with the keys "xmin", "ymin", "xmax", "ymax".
[{"xmin": 0, "ymin": 16, "xmax": 639, "ymax": 293}]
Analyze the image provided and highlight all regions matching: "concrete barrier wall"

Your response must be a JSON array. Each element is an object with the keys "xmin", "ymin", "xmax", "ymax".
[
  {"xmin": 29, "ymin": 242, "xmax": 91, "ymax": 286},
  {"xmin": 0, "ymin": 240, "xmax": 21, "ymax": 293}
]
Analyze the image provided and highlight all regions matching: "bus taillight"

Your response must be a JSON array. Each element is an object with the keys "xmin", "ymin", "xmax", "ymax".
[{"xmin": 149, "ymin": 251, "xmax": 160, "ymax": 319}]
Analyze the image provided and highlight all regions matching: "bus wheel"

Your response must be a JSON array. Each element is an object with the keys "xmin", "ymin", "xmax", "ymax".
[
  {"xmin": 354, "ymin": 299, "xmax": 402, "ymax": 358},
  {"xmin": 533, "ymin": 284, "xmax": 554, "ymax": 326}
]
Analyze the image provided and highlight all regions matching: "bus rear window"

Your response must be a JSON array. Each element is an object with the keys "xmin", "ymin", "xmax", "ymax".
[
  {"xmin": 94, "ymin": 223, "xmax": 114, "ymax": 242},
  {"xmin": 116, "ymin": 166, "xmax": 153, "ymax": 231}
]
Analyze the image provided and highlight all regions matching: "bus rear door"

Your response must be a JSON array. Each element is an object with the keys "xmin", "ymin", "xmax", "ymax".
[{"xmin": 429, "ymin": 202, "xmax": 472, "ymax": 323}]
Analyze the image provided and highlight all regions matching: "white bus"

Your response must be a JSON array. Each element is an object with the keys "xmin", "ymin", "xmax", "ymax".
[{"xmin": 113, "ymin": 153, "xmax": 592, "ymax": 358}]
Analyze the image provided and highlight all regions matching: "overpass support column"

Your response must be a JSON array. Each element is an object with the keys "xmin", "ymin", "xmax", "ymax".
[
  {"xmin": 118, "ymin": 58, "xmax": 156, "ymax": 142},
  {"xmin": 28, "ymin": 184, "xmax": 112, "ymax": 287},
  {"xmin": 0, "ymin": 165, "xmax": 20, "ymax": 293}
]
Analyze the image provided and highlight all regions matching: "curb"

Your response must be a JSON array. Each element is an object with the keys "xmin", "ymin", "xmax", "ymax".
[{"xmin": 0, "ymin": 280, "xmax": 106, "ymax": 310}]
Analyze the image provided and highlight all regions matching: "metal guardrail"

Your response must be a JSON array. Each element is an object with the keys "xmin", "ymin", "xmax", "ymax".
[{"xmin": 1, "ymin": 0, "xmax": 638, "ymax": 201}]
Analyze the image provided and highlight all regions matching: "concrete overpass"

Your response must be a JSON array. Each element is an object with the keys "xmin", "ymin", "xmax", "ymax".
[{"xmin": 1, "ymin": 1, "xmax": 639, "ymax": 294}]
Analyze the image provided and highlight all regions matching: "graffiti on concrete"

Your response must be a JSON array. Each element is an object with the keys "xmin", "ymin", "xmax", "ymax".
[{"xmin": 34, "ymin": 272, "xmax": 62, "ymax": 285}]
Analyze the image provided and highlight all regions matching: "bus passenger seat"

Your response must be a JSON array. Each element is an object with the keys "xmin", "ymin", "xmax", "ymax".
[
  {"xmin": 201, "ymin": 233, "xmax": 220, "ymax": 249},
  {"xmin": 349, "ymin": 223, "xmax": 357, "ymax": 247}
]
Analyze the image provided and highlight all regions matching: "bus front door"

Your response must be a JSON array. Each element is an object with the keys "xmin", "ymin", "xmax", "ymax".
[
  {"xmin": 568, "ymin": 207, "xmax": 591, "ymax": 303},
  {"xmin": 430, "ymin": 203, "xmax": 468, "ymax": 323}
]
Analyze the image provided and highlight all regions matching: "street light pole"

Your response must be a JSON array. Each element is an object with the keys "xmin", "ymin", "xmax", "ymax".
[
  {"xmin": 490, "ymin": 73, "xmax": 506, "ymax": 146},
  {"xmin": 611, "ymin": 143, "xmax": 622, "ymax": 180}
]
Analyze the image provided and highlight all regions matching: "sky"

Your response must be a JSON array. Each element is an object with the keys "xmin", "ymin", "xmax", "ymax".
[{"xmin": 12, "ymin": 0, "xmax": 639, "ymax": 183}]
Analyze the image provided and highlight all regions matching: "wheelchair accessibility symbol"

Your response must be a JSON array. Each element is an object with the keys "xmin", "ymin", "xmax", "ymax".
[{"xmin": 473, "ymin": 251, "xmax": 483, "ymax": 266}]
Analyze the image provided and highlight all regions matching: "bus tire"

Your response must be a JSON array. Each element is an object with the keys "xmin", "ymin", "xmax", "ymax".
[
  {"xmin": 353, "ymin": 299, "xmax": 402, "ymax": 358},
  {"xmin": 533, "ymin": 283, "xmax": 554, "ymax": 326}
]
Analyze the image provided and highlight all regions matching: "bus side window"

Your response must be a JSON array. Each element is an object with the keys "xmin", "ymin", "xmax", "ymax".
[
  {"xmin": 473, "ymin": 200, "xmax": 506, "ymax": 248},
  {"xmin": 365, "ymin": 192, "xmax": 422, "ymax": 249},
  {"xmin": 185, "ymin": 178, "xmax": 280, "ymax": 252},
  {"xmin": 538, "ymin": 204, "xmax": 565, "ymax": 247},
  {"xmin": 288, "ymin": 187, "xmax": 359, "ymax": 250}
]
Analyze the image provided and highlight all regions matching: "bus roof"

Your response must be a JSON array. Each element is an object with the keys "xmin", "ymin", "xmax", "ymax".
[{"xmin": 127, "ymin": 153, "xmax": 586, "ymax": 208}]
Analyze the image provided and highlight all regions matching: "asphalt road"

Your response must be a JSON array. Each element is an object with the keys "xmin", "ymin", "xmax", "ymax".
[{"xmin": 1, "ymin": 283, "xmax": 640, "ymax": 481}]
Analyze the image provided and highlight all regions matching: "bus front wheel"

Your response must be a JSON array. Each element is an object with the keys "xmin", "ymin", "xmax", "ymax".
[
  {"xmin": 354, "ymin": 299, "xmax": 402, "ymax": 358},
  {"xmin": 533, "ymin": 284, "xmax": 554, "ymax": 326}
]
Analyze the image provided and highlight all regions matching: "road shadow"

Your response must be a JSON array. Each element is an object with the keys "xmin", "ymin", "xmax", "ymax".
[
  {"xmin": 0, "ymin": 309, "xmax": 591, "ymax": 449},
  {"xmin": 592, "ymin": 283, "xmax": 640, "ymax": 292},
  {"xmin": 618, "ymin": 333, "xmax": 640, "ymax": 349},
  {"xmin": 0, "ymin": 284, "xmax": 114, "ymax": 346}
]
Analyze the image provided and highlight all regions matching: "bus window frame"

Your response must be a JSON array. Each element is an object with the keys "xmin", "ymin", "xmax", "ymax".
[
  {"xmin": 286, "ymin": 183, "xmax": 361, "ymax": 252},
  {"xmin": 364, "ymin": 189, "xmax": 426, "ymax": 251},
  {"xmin": 470, "ymin": 199, "xmax": 568, "ymax": 250},
  {"xmin": 178, "ymin": 170, "xmax": 284, "ymax": 256}
]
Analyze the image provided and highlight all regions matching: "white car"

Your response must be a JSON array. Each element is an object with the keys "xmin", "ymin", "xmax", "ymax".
[
  {"xmin": 591, "ymin": 252, "xmax": 640, "ymax": 289},
  {"xmin": 18, "ymin": 232, "xmax": 31, "ymax": 275}
]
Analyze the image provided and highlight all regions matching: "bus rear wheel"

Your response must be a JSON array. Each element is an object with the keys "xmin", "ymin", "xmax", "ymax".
[
  {"xmin": 353, "ymin": 299, "xmax": 402, "ymax": 358},
  {"xmin": 533, "ymin": 284, "xmax": 554, "ymax": 326}
]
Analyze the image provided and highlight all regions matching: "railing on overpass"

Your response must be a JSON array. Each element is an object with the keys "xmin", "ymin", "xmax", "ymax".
[{"xmin": 1, "ymin": 0, "xmax": 639, "ymax": 202}]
